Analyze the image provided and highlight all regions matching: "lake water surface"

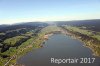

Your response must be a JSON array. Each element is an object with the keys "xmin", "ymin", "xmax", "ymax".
[{"xmin": 17, "ymin": 34, "xmax": 100, "ymax": 66}]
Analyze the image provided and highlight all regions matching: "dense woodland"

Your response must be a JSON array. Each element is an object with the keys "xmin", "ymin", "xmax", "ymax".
[{"xmin": 0, "ymin": 22, "xmax": 48, "ymax": 66}]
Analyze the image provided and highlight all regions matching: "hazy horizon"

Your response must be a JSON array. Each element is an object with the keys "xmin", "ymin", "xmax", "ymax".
[{"xmin": 0, "ymin": 0, "xmax": 100, "ymax": 24}]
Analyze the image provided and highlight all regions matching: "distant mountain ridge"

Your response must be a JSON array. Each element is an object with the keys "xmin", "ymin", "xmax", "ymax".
[
  {"xmin": 0, "ymin": 19, "xmax": 100, "ymax": 32},
  {"xmin": 56, "ymin": 19, "xmax": 100, "ymax": 31},
  {"xmin": 0, "ymin": 22, "xmax": 48, "ymax": 32}
]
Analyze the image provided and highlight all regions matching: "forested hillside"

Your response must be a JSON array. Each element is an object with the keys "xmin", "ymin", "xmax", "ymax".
[{"xmin": 0, "ymin": 22, "xmax": 48, "ymax": 66}]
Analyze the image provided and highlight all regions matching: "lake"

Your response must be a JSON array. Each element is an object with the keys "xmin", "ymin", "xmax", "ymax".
[{"xmin": 17, "ymin": 34, "xmax": 100, "ymax": 66}]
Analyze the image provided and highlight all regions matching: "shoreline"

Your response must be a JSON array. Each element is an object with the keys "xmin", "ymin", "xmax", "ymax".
[
  {"xmin": 4, "ymin": 26, "xmax": 100, "ymax": 66},
  {"xmin": 64, "ymin": 29, "xmax": 100, "ymax": 57},
  {"xmin": 15, "ymin": 31, "xmax": 99, "ymax": 66}
]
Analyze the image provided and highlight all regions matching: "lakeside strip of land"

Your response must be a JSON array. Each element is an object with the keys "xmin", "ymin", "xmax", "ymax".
[{"xmin": 60, "ymin": 25, "xmax": 100, "ymax": 57}]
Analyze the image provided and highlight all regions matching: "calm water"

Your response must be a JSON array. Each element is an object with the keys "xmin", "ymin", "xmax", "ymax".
[{"xmin": 17, "ymin": 34, "xmax": 100, "ymax": 66}]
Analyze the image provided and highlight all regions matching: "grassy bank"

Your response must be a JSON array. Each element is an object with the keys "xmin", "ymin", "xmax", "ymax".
[
  {"xmin": 0, "ymin": 26, "xmax": 62, "ymax": 66},
  {"xmin": 61, "ymin": 25, "xmax": 100, "ymax": 57}
]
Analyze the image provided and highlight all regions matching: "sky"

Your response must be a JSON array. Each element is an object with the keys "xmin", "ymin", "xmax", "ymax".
[{"xmin": 0, "ymin": 0, "xmax": 100, "ymax": 24}]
